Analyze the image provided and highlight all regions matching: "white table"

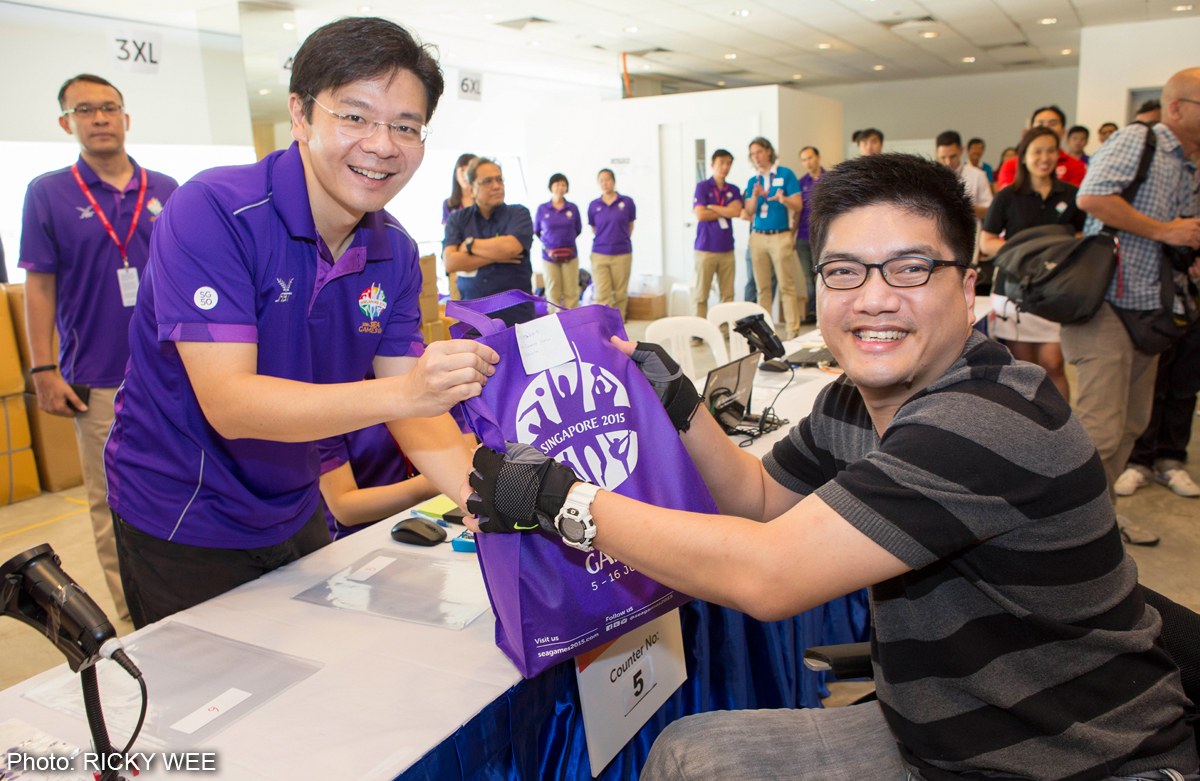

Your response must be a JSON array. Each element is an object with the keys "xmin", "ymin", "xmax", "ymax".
[{"xmin": 0, "ymin": 341, "xmax": 841, "ymax": 781}]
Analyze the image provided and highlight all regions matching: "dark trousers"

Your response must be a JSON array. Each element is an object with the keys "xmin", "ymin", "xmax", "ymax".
[
  {"xmin": 1129, "ymin": 318, "xmax": 1200, "ymax": 467},
  {"xmin": 113, "ymin": 508, "xmax": 330, "ymax": 628}
]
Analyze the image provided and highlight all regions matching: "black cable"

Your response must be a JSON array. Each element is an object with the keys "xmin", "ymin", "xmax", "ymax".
[
  {"xmin": 735, "ymin": 366, "xmax": 793, "ymax": 447},
  {"xmin": 80, "ymin": 665, "xmax": 120, "ymax": 781},
  {"xmin": 110, "ymin": 649, "xmax": 148, "ymax": 762}
]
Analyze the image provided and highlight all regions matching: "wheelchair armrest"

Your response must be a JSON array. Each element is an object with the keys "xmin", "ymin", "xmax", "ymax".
[{"xmin": 803, "ymin": 642, "xmax": 874, "ymax": 680}]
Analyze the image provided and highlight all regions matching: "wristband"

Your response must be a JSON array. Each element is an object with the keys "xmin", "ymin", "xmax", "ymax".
[{"xmin": 29, "ymin": 364, "xmax": 57, "ymax": 374}]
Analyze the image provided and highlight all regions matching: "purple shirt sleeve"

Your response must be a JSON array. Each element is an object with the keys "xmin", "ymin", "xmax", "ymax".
[
  {"xmin": 376, "ymin": 232, "xmax": 425, "ymax": 358},
  {"xmin": 317, "ymin": 435, "xmax": 351, "ymax": 475},
  {"xmin": 627, "ymin": 196, "xmax": 637, "ymax": 221},
  {"xmin": 573, "ymin": 204, "xmax": 582, "ymax": 237},
  {"xmin": 17, "ymin": 180, "xmax": 60, "ymax": 274},
  {"xmin": 151, "ymin": 182, "xmax": 259, "ymax": 344}
]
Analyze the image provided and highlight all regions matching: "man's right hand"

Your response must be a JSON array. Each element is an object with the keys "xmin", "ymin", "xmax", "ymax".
[
  {"xmin": 1159, "ymin": 217, "xmax": 1200, "ymax": 249},
  {"xmin": 399, "ymin": 339, "xmax": 499, "ymax": 418},
  {"xmin": 32, "ymin": 371, "xmax": 86, "ymax": 418}
]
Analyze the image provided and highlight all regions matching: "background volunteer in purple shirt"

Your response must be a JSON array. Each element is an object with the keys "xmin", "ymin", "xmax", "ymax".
[
  {"xmin": 442, "ymin": 157, "xmax": 535, "ymax": 326},
  {"xmin": 441, "ymin": 152, "xmax": 476, "ymax": 226},
  {"xmin": 794, "ymin": 146, "xmax": 824, "ymax": 325},
  {"xmin": 692, "ymin": 149, "xmax": 742, "ymax": 319},
  {"xmin": 19, "ymin": 73, "xmax": 179, "ymax": 622},
  {"xmin": 535, "ymin": 173, "xmax": 583, "ymax": 309},
  {"xmin": 103, "ymin": 17, "xmax": 498, "ymax": 628},
  {"xmin": 588, "ymin": 168, "xmax": 636, "ymax": 320}
]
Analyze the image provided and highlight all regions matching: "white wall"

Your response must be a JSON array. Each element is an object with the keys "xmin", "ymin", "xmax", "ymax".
[
  {"xmin": 1077, "ymin": 17, "xmax": 1200, "ymax": 153},
  {"xmin": 806, "ymin": 67, "xmax": 1078, "ymax": 170}
]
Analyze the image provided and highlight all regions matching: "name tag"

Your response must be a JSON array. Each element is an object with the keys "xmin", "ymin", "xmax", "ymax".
[
  {"xmin": 718, "ymin": 217, "xmax": 729, "ymax": 230},
  {"xmin": 117, "ymin": 266, "xmax": 139, "ymax": 307},
  {"xmin": 760, "ymin": 205, "xmax": 769, "ymax": 219},
  {"xmin": 772, "ymin": 177, "xmax": 784, "ymax": 187}
]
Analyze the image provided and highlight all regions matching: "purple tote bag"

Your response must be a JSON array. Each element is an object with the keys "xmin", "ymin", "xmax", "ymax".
[{"xmin": 446, "ymin": 291, "xmax": 718, "ymax": 678}]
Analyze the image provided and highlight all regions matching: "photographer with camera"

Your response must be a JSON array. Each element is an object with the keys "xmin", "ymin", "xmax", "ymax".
[{"xmin": 1063, "ymin": 67, "xmax": 1200, "ymax": 546}]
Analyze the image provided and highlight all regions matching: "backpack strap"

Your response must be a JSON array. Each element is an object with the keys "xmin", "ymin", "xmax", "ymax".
[{"xmin": 1103, "ymin": 122, "xmax": 1158, "ymax": 233}]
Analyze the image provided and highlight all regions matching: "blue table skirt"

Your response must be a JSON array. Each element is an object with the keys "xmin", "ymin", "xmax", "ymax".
[{"xmin": 399, "ymin": 590, "xmax": 871, "ymax": 781}]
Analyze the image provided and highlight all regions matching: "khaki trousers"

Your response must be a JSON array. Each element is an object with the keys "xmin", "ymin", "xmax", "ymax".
[
  {"xmin": 1060, "ymin": 304, "xmax": 1159, "ymax": 504},
  {"xmin": 693, "ymin": 251, "xmax": 735, "ymax": 319},
  {"xmin": 592, "ymin": 252, "xmax": 632, "ymax": 320},
  {"xmin": 543, "ymin": 258, "xmax": 580, "ymax": 309},
  {"xmin": 72, "ymin": 386, "xmax": 128, "ymax": 620},
  {"xmin": 749, "ymin": 232, "xmax": 800, "ymax": 337}
]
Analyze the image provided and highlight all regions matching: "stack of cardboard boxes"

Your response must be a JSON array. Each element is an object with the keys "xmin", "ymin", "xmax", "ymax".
[
  {"xmin": 418, "ymin": 254, "xmax": 446, "ymax": 344},
  {"xmin": 1, "ymin": 284, "xmax": 84, "ymax": 503}
]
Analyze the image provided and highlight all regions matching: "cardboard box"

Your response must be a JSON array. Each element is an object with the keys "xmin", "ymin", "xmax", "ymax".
[
  {"xmin": 419, "ymin": 254, "xmax": 438, "ymax": 295},
  {"xmin": 24, "ymin": 392, "xmax": 83, "ymax": 493},
  {"xmin": 0, "ymin": 287, "xmax": 25, "ymax": 397},
  {"xmin": 421, "ymin": 320, "xmax": 446, "ymax": 344},
  {"xmin": 1, "ymin": 394, "xmax": 41, "ymax": 503},
  {"xmin": 625, "ymin": 294, "xmax": 667, "ymax": 321},
  {"xmin": 3, "ymin": 283, "xmax": 60, "ymax": 394},
  {"xmin": 534, "ymin": 273, "xmax": 544, "ymax": 291},
  {"xmin": 419, "ymin": 291, "xmax": 439, "ymax": 325}
]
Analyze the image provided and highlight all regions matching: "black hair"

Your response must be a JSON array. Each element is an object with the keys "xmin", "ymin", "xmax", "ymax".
[
  {"xmin": 748, "ymin": 137, "xmax": 777, "ymax": 164},
  {"xmin": 548, "ymin": 173, "xmax": 569, "ymax": 190},
  {"xmin": 711, "ymin": 148, "xmax": 733, "ymax": 163},
  {"xmin": 966, "ymin": 138, "xmax": 985, "ymax": 150},
  {"xmin": 935, "ymin": 130, "xmax": 962, "ymax": 149},
  {"xmin": 467, "ymin": 157, "xmax": 499, "ymax": 185},
  {"xmin": 447, "ymin": 152, "xmax": 477, "ymax": 210},
  {"xmin": 809, "ymin": 153, "xmax": 976, "ymax": 267},
  {"xmin": 598, "ymin": 168, "xmax": 616, "ymax": 181},
  {"xmin": 1011, "ymin": 126, "xmax": 1060, "ymax": 194},
  {"xmin": 58, "ymin": 74, "xmax": 123, "ymax": 109},
  {"xmin": 852, "ymin": 128, "xmax": 884, "ymax": 145},
  {"xmin": 1000, "ymin": 147, "xmax": 1017, "ymax": 160},
  {"xmin": 1067, "ymin": 125, "xmax": 1089, "ymax": 139},
  {"xmin": 1030, "ymin": 105, "xmax": 1066, "ymax": 127},
  {"xmin": 1099, "ymin": 122, "xmax": 1118, "ymax": 131},
  {"xmin": 1137, "ymin": 99, "xmax": 1161, "ymax": 114},
  {"xmin": 291, "ymin": 17, "xmax": 444, "ymax": 123},
  {"xmin": 800, "ymin": 146, "xmax": 820, "ymax": 157}
]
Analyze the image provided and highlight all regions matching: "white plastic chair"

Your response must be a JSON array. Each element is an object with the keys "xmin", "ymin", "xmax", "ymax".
[
  {"xmin": 667, "ymin": 282, "xmax": 693, "ymax": 317},
  {"xmin": 707, "ymin": 302, "xmax": 775, "ymax": 360},
  {"xmin": 645, "ymin": 316, "xmax": 729, "ymax": 380}
]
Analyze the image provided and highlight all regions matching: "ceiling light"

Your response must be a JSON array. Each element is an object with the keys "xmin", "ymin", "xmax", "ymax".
[
  {"xmin": 358, "ymin": 5, "xmax": 371, "ymax": 11},
  {"xmin": 282, "ymin": 21, "xmax": 295, "ymax": 30},
  {"xmin": 817, "ymin": 43, "xmax": 832, "ymax": 49},
  {"xmin": 643, "ymin": 64, "xmax": 650, "ymax": 70},
  {"xmin": 921, "ymin": 31, "xmax": 937, "ymax": 38},
  {"xmin": 1061, "ymin": 48, "xmax": 1072, "ymax": 55},
  {"xmin": 732, "ymin": 9, "xmax": 750, "ymax": 16},
  {"xmin": 623, "ymin": 26, "xmax": 638, "ymax": 32},
  {"xmin": 526, "ymin": 40, "xmax": 540, "ymax": 46},
  {"xmin": 1039, "ymin": 17, "xmax": 1057, "ymax": 24},
  {"xmin": 873, "ymin": 64, "xmax": 884, "ymax": 70},
  {"xmin": 717, "ymin": 81, "xmax": 726, "ymax": 86},
  {"xmin": 724, "ymin": 53, "xmax": 737, "ymax": 59},
  {"xmin": 792, "ymin": 74, "xmax": 803, "ymax": 79},
  {"xmin": 258, "ymin": 88, "xmax": 271, "ymax": 95},
  {"xmin": 1173, "ymin": 4, "xmax": 1192, "ymax": 9},
  {"xmin": 962, "ymin": 56, "xmax": 976, "ymax": 62}
]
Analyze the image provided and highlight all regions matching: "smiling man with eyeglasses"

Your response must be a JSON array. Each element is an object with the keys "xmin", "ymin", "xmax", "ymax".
[
  {"xmin": 19, "ymin": 73, "xmax": 179, "ymax": 623},
  {"xmin": 463, "ymin": 154, "xmax": 1196, "ymax": 781},
  {"xmin": 102, "ymin": 17, "xmax": 498, "ymax": 627}
]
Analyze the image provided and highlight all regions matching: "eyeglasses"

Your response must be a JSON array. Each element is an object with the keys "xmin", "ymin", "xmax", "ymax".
[
  {"xmin": 62, "ymin": 105, "xmax": 123, "ymax": 119},
  {"xmin": 475, "ymin": 176, "xmax": 504, "ymax": 188},
  {"xmin": 815, "ymin": 256, "xmax": 963, "ymax": 290},
  {"xmin": 1177, "ymin": 98, "xmax": 1200, "ymax": 108},
  {"xmin": 308, "ymin": 96, "xmax": 430, "ymax": 148}
]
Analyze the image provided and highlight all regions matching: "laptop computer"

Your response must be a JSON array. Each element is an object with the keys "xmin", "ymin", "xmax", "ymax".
[{"xmin": 703, "ymin": 352, "xmax": 760, "ymax": 433}]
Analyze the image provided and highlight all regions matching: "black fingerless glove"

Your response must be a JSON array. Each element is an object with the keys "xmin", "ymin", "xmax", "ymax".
[
  {"xmin": 628, "ymin": 342, "xmax": 701, "ymax": 432},
  {"xmin": 467, "ymin": 443, "xmax": 582, "ymax": 535}
]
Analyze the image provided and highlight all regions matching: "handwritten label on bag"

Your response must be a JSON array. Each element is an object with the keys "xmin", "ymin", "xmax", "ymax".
[
  {"xmin": 515, "ymin": 313, "xmax": 574, "ymax": 375},
  {"xmin": 169, "ymin": 688, "xmax": 251, "ymax": 734},
  {"xmin": 347, "ymin": 556, "xmax": 396, "ymax": 582}
]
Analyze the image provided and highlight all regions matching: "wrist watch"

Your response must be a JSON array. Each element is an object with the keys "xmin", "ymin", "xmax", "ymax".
[
  {"xmin": 464, "ymin": 236, "xmax": 475, "ymax": 255},
  {"xmin": 555, "ymin": 482, "xmax": 600, "ymax": 551}
]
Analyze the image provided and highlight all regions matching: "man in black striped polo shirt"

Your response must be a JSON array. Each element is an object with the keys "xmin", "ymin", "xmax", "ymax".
[{"xmin": 463, "ymin": 154, "xmax": 1196, "ymax": 780}]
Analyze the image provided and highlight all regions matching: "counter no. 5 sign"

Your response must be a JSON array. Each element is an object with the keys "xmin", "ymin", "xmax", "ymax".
[
  {"xmin": 575, "ymin": 609, "xmax": 687, "ymax": 776},
  {"xmin": 458, "ymin": 70, "xmax": 483, "ymax": 101},
  {"xmin": 108, "ymin": 28, "xmax": 163, "ymax": 75}
]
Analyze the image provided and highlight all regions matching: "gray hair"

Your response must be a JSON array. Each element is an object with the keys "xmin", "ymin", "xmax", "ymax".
[{"xmin": 466, "ymin": 156, "xmax": 499, "ymax": 185}]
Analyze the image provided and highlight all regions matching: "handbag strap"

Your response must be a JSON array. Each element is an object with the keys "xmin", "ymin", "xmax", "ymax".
[
  {"xmin": 1103, "ymin": 122, "xmax": 1158, "ymax": 234},
  {"xmin": 445, "ymin": 291, "xmax": 561, "ymax": 337}
]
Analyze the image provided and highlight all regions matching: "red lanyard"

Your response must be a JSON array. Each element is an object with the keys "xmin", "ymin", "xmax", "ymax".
[
  {"xmin": 71, "ymin": 164, "xmax": 147, "ymax": 268},
  {"xmin": 712, "ymin": 183, "xmax": 727, "ymax": 207}
]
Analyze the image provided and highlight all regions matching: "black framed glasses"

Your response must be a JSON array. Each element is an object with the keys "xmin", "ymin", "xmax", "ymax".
[
  {"xmin": 309, "ymin": 96, "xmax": 430, "ymax": 148},
  {"xmin": 62, "ymin": 105, "xmax": 123, "ymax": 119},
  {"xmin": 815, "ymin": 256, "xmax": 963, "ymax": 290}
]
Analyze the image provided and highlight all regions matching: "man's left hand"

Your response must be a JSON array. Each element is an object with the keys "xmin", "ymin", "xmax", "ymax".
[{"xmin": 464, "ymin": 443, "xmax": 582, "ymax": 535}]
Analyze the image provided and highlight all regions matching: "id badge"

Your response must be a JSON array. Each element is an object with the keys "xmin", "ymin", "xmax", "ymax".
[
  {"xmin": 760, "ymin": 205, "xmax": 769, "ymax": 219},
  {"xmin": 718, "ymin": 217, "xmax": 729, "ymax": 229},
  {"xmin": 117, "ymin": 266, "xmax": 139, "ymax": 307},
  {"xmin": 773, "ymin": 177, "xmax": 784, "ymax": 187}
]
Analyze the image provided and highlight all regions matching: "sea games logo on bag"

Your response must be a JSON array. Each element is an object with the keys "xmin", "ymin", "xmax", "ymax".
[
  {"xmin": 515, "ymin": 345, "xmax": 637, "ymax": 491},
  {"xmin": 358, "ymin": 283, "xmax": 386, "ymax": 334}
]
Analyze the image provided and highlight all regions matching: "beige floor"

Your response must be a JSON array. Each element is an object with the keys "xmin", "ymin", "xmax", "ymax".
[{"xmin": 2, "ymin": 326, "xmax": 1197, "ymax": 700}]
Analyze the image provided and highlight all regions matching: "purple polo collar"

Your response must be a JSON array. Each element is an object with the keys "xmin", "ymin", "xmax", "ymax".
[{"xmin": 74, "ymin": 154, "xmax": 144, "ymax": 194}]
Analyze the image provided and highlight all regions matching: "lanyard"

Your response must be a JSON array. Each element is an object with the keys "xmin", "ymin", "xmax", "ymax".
[
  {"xmin": 712, "ymin": 183, "xmax": 727, "ymax": 207},
  {"xmin": 71, "ymin": 164, "xmax": 147, "ymax": 268}
]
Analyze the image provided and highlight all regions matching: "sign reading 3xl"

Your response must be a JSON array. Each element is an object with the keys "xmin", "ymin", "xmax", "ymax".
[{"xmin": 109, "ymin": 28, "xmax": 163, "ymax": 75}]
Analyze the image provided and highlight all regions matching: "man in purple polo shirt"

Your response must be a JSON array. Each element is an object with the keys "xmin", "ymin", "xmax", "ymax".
[
  {"xmin": 19, "ymin": 74, "xmax": 179, "ymax": 621},
  {"xmin": 692, "ymin": 149, "xmax": 742, "ymax": 319},
  {"xmin": 103, "ymin": 17, "xmax": 498, "ymax": 628},
  {"xmin": 794, "ymin": 146, "xmax": 824, "ymax": 325}
]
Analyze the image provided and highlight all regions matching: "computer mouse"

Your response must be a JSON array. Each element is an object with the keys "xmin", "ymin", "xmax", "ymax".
[
  {"xmin": 760, "ymin": 358, "xmax": 790, "ymax": 372},
  {"xmin": 391, "ymin": 517, "xmax": 448, "ymax": 546}
]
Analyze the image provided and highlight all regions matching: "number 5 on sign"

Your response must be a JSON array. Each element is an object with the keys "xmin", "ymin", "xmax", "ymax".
[{"xmin": 575, "ymin": 610, "xmax": 686, "ymax": 777}]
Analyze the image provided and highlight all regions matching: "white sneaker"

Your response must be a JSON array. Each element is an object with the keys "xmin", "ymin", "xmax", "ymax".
[
  {"xmin": 1157, "ymin": 468, "xmax": 1200, "ymax": 498},
  {"xmin": 1114, "ymin": 466, "xmax": 1152, "ymax": 496}
]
